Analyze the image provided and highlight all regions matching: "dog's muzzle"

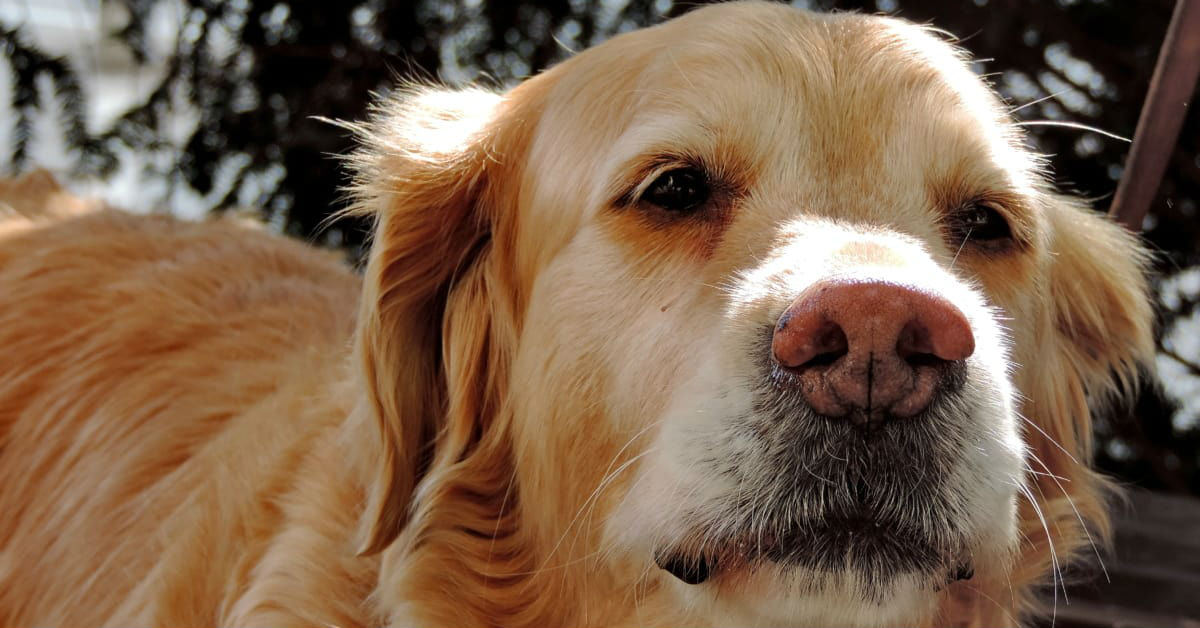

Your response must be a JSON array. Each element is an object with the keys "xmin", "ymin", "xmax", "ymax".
[{"xmin": 654, "ymin": 276, "xmax": 985, "ymax": 587}]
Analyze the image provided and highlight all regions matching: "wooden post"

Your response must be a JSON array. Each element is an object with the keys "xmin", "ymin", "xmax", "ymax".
[{"xmin": 1109, "ymin": 0, "xmax": 1200, "ymax": 231}]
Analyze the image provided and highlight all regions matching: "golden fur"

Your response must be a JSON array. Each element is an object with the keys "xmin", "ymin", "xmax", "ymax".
[{"xmin": 0, "ymin": 4, "xmax": 1153, "ymax": 626}]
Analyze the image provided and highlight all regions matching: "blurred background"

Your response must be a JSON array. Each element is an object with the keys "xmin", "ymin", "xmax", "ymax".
[{"xmin": 0, "ymin": 0, "xmax": 1196, "ymax": 497}]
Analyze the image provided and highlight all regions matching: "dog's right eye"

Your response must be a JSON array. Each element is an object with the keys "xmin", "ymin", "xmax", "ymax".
[
  {"xmin": 945, "ymin": 200, "xmax": 1016, "ymax": 252},
  {"xmin": 642, "ymin": 167, "xmax": 710, "ymax": 213}
]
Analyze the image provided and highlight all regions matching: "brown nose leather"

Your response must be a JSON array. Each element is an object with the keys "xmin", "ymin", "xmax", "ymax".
[{"xmin": 771, "ymin": 279, "xmax": 974, "ymax": 423}]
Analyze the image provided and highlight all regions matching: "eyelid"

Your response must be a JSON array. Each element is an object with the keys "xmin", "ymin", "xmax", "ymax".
[
  {"xmin": 612, "ymin": 155, "xmax": 699, "ymax": 207},
  {"xmin": 952, "ymin": 194, "xmax": 1032, "ymax": 245}
]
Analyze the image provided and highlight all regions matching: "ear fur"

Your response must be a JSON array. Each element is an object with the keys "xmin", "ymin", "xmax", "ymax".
[
  {"xmin": 1013, "ymin": 194, "xmax": 1155, "ymax": 589},
  {"xmin": 341, "ymin": 86, "xmax": 536, "ymax": 555},
  {"xmin": 1045, "ymin": 196, "xmax": 1155, "ymax": 405}
]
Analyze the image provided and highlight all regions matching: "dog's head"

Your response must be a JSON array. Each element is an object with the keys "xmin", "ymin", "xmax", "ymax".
[{"xmin": 343, "ymin": 3, "xmax": 1154, "ymax": 625}]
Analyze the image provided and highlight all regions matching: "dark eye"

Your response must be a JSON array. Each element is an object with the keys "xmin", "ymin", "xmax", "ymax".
[
  {"xmin": 950, "ymin": 202, "xmax": 1012, "ymax": 243},
  {"xmin": 642, "ymin": 167, "xmax": 710, "ymax": 213}
]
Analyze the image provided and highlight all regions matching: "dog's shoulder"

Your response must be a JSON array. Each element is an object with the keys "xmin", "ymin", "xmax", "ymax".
[{"xmin": 0, "ymin": 174, "xmax": 368, "ymax": 625}]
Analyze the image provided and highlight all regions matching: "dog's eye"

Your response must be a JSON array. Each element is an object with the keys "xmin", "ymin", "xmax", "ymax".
[
  {"xmin": 642, "ymin": 167, "xmax": 710, "ymax": 213},
  {"xmin": 950, "ymin": 202, "xmax": 1012, "ymax": 243}
]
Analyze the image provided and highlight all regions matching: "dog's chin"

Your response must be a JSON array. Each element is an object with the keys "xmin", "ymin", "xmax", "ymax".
[
  {"xmin": 653, "ymin": 520, "xmax": 976, "ymax": 626},
  {"xmin": 650, "ymin": 506, "xmax": 983, "ymax": 626},
  {"xmin": 667, "ymin": 560, "xmax": 949, "ymax": 627},
  {"xmin": 654, "ymin": 516, "xmax": 973, "ymax": 588}
]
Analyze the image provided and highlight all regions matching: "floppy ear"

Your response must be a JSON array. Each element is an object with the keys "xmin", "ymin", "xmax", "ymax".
[
  {"xmin": 1044, "ymin": 196, "xmax": 1154, "ymax": 406},
  {"xmin": 1015, "ymin": 194, "xmax": 1155, "ymax": 580},
  {"xmin": 342, "ymin": 86, "xmax": 536, "ymax": 554}
]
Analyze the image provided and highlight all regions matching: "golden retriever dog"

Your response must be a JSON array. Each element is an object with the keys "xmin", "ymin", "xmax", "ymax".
[{"xmin": 0, "ymin": 3, "xmax": 1154, "ymax": 626}]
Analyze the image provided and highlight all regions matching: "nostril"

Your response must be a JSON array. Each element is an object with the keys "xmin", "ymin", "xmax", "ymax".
[
  {"xmin": 800, "ymin": 323, "xmax": 848, "ymax": 369},
  {"xmin": 902, "ymin": 302, "xmax": 975, "ymax": 363},
  {"xmin": 897, "ymin": 321, "xmax": 945, "ymax": 368},
  {"xmin": 773, "ymin": 317, "xmax": 848, "ymax": 370},
  {"xmin": 903, "ymin": 352, "xmax": 945, "ymax": 368}
]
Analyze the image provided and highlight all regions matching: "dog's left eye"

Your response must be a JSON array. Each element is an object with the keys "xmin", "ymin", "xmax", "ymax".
[
  {"xmin": 949, "ymin": 202, "xmax": 1012, "ymax": 243},
  {"xmin": 642, "ymin": 167, "xmax": 710, "ymax": 213}
]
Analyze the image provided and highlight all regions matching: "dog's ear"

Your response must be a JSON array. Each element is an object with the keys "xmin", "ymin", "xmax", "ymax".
[
  {"xmin": 1044, "ymin": 197, "xmax": 1154, "ymax": 406},
  {"xmin": 342, "ymin": 86, "xmax": 537, "ymax": 554},
  {"xmin": 1015, "ymin": 195, "xmax": 1155, "ymax": 576}
]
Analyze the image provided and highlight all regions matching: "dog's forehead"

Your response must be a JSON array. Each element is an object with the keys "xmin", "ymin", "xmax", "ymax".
[
  {"xmin": 535, "ymin": 2, "xmax": 1025, "ymax": 191},
  {"xmin": 560, "ymin": 4, "xmax": 989, "ymax": 122},
  {"xmin": 647, "ymin": 9, "xmax": 1002, "ymax": 142}
]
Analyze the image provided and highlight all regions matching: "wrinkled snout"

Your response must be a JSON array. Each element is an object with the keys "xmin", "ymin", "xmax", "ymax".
[{"xmin": 772, "ymin": 279, "xmax": 975, "ymax": 424}]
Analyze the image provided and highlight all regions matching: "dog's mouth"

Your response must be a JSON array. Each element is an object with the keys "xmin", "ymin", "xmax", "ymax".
[
  {"xmin": 651, "ymin": 438, "xmax": 975, "ymax": 591},
  {"xmin": 653, "ymin": 512, "xmax": 974, "ymax": 588}
]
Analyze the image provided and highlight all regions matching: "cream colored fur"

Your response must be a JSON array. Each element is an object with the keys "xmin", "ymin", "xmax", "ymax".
[{"xmin": 0, "ymin": 3, "xmax": 1153, "ymax": 626}]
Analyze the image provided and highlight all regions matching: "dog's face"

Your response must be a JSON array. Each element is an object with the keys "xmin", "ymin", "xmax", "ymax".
[
  {"xmin": 349, "ymin": 3, "xmax": 1153, "ymax": 626},
  {"xmin": 517, "ymin": 6, "xmax": 1029, "ymax": 622}
]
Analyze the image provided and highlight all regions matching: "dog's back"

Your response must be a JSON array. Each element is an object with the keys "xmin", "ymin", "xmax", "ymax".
[{"xmin": 0, "ymin": 182, "xmax": 364, "ymax": 625}]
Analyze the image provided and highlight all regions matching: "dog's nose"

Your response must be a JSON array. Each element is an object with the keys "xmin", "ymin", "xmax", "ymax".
[{"xmin": 771, "ymin": 279, "xmax": 974, "ymax": 423}]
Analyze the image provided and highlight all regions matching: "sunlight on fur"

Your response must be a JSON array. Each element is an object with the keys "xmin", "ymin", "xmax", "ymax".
[{"xmin": 0, "ymin": 3, "xmax": 1154, "ymax": 627}]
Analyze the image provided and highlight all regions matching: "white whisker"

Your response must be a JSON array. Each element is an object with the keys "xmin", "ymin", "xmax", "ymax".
[
  {"xmin": 1017, "ymin": 411, "xmax": 1081, "ymax": 466},
  {"xmin": 1015, "ymin": 481, "xmax": 1063, "ymax": 626},
  {"xmin": 1014, "ymin": 120, "xmax": 1130, "ymax": 142},
  {"xmin": 1027, "ymin": 452, "xmax": 1109, "ymax": 584},
  {"xmin": 1009, "ymin": 90, "xmax": 1069, "ymax": 115}
]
